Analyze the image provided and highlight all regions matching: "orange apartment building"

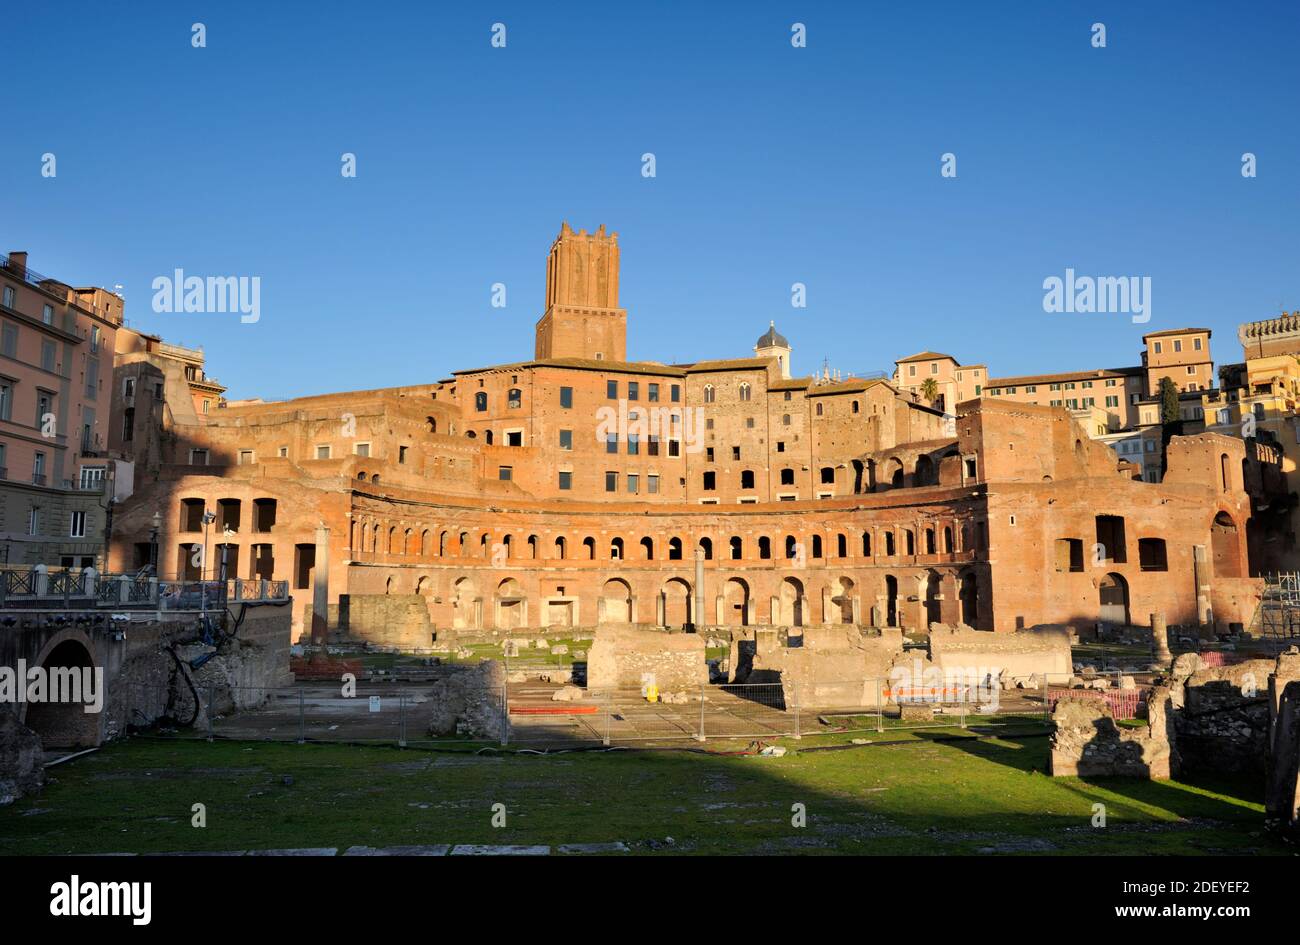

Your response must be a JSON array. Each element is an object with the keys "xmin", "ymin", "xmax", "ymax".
[
  {"xmin": 102, "ymin": 224, "xmax": 1261, "ymax": 645},
  {"xmin": 0, "ymin": 252, "xmax": 133, "ymax": 568}
]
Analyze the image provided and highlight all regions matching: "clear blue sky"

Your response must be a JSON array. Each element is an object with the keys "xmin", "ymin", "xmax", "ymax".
[{"xmin": 4, "ymin": 1, "xmax": 1297, "ymax": 400}]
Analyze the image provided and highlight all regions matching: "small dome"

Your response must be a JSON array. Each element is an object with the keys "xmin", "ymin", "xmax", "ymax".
[{"xmin": 756, "ymin": 320, "xmax": 789, "ymax": 349}]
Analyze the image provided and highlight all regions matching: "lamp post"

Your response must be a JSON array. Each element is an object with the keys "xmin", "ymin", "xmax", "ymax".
[
  {"xmin": 201, "ymin": 510, "xmax": 216, "ymax": 580},
  {"xmin": 149, "ymin": 510, "xmax": 162, "ymax": 576},
  {"xmin": 220, "ymin": 526, "xmax": 234, "ymax": 603}
]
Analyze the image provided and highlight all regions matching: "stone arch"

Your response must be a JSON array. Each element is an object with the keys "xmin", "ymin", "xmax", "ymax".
[
  {"xmin": 779, "ymin": 576, "xmax": 806, "ymax": 627},
  {"xmin": 661, "ymin": 577, "xmax": 693, "ymax": 628},
  {"xmin": 610, "ymin": 537, "xmax": 625, "ymax": 560},
  {"xmin": 698, "ymin": 537, "xmax": 713, "ymax": 560},
  {"xmin": 831, "ymin": 576, "xmax": 855, "ymax": 624},
  {"xmin": 1212, "ymin": 511, "xmax": 1243, "ymax": 578},
  {"xmin": 554, "ymin": 535, "xmax": 567, "ymax": 560},
  {"xmin": 914, "ymin": 454, "xmax": 935, "ymax": 486},
  {"xmin": 640, "ymin": 537, "xmax": 654, "ymax": 560},
  {"xmin": 601, "ymin": 578, "xmax": 634, "ymax": 624},
  {"xmin": 1099, "ymin": 572, "xmax": 1130, "ymax": 626},
  {"xmin": 583, "ymin": 536, "xmax": 596, "ymax": 560},
  {"xmin": 668, "ymin": 537, "xmax": 683, "ymax": 560},
  {"xmin": 885, "ymin": 457, "xmax": 905, "ymax": 489},
  {"xmin": 884, "ymin": 574, "xmax": 899, "ymax": 627},
  {"xmin": 724, "ymin": 577, "xmax": 750, "ymax": 626},
  {"xmin": 497, "ymin": 577, "xmax": 526, "ymax": 630},
  {"xmin": 923, "ymin": 569, "xmax": 942, "ymax": 629},
  {"xmin": 729, "ymin": 536, "xmax": 743, "ymax": 560},
  {"xmin": 22, "ymin": 631, "xmax": 100, "ymax": 748},
  {"xmin": 452, "ymin": 577, "xmax": 478, "ymax": 630},
  {"xmin": 958, "ymin": 569, "xmax": 979, "ymax": 626}
]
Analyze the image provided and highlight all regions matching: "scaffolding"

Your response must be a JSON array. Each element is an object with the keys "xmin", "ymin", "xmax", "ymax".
[{"xmin": 1250, "ymin": 572, "xmax": 1300, "ymax": 640}]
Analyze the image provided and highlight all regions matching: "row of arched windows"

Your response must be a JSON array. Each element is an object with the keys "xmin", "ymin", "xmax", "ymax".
[{"xmin": 349, "ymin": 520, "xmax": 981, "ymax": 563}]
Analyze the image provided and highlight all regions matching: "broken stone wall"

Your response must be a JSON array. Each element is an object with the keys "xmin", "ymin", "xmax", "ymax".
[
  {"xmin": 333, "ymin": 593, "xmax": 434, "ymax": 650},
  {"xmin": 585, "ymin": 626, "xmax": 707, "ymax": 692},
  {"xmin": 928, "ymin": 624, "xmax": 1073, "ymax": 688},
  {"xmin": 1172, "ymin": 654, "xmax": 1275, "ymax": 776},
  {"xmin": 1266, "ymin": 648, "xmax": 1300, "ymax": 840},
  {"xmin": 1050, "ymin": 685, "xmax": 1178, "ymax": 779},
  {"xmin": 730, "ymin": 625, "xmax": 906, "ymax": 709}
]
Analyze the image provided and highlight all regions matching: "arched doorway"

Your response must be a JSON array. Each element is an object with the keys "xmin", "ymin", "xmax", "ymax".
[
  {"xmin": 924, "ymin": 570, "xmax": 942, "ymax": 628},
  {"xmin": 1211, "ymin": 512, "xmax": 1243, "ymax": 578},
  {"xmin": 884, "ymin": 575, "xmax": 899, "ymax": 627},
  {"xmin": 780, "ymin": 577, "xmax": 805, "ymax": 627},
  {"xmin": 497, "ymin": 577, "xmax": 525, "ymax": 630},
  {"xmin": 23, "ymin": 635, "xmax": 99, "ymax": 749},
  {"xmin": 958, "ymin": 570, "xmax": 978, "ymax": 626},
  {"xmin": 724, "ymin": 578, "xmax": 750, "ymax": 626},
  {"xmin": 452, "ymin": 577, "xmax": 477, "ymax": 630},
  {"xmin": 602, "ymin": 578, "xmax": 634, "ymax": 624},
  {"xmin": 831, "ymin": 576, "xmax": 855, "ymax": 624},
  {"xmin": 661, "ymin": 577, "xmax": 692, "ymax": 628},
  {"xmin": 1099, "ymin": 573, "xmax": 1129, "ymax": 626}
]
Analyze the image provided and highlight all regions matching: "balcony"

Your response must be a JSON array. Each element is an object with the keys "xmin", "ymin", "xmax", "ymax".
[{"xmin": 31, "ymin": 474, "xmax": 47, "ymax": 486}]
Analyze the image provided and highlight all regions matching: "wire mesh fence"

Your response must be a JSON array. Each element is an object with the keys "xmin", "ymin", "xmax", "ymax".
[{"xmin": 123, "ymin": 675, "xmax": 1054, "ymax": 749}]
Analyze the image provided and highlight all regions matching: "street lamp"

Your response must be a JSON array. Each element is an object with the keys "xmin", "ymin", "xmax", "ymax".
[
  {"xmin": 149, "ymin": 510, "xmax": 162, "ymax": 576},
  {"xmin": 220, "ymin": 526, "xmax": 234, "ymax": 581},
  {"xmin": 201, "ymin": 510, "xmax": 216, "ymax": 581}
]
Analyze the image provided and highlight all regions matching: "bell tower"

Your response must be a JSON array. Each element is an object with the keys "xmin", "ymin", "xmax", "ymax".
[{"xmin": 534, "ymin": 222, "xmax": 627, "ymax": 362}]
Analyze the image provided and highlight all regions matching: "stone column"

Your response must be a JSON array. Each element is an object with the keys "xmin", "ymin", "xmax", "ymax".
[
  {"xmin": 694, "ymin": 548, "xmax": 705, "ymax": 630},
  {"xmin": 1151, "ymin": 611, "xmax": 1172, "ymax": 665},
  {"xmin": 1192, "ymin": 544, "xmax": 1213, "ymax": 632},
  {"xmin": 311, "ymin": 524, "xmax": 329, "ymax": 647}
]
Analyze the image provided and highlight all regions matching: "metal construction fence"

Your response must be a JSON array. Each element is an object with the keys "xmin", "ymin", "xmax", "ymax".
[
  {"xmin": 124, "ymin": 678, "xmax": 1055, "ymax": 749},
  {"xmin": 1045, "ymin": 686, "xmax": 1144, "ymax": 720}
]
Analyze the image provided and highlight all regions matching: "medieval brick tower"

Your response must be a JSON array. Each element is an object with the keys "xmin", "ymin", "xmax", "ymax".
[{"xmin": 534, "ymin": 222, "xmax": 627, "ymax": 361}]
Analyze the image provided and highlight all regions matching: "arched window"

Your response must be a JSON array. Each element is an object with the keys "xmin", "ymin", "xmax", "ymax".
[
  {"xmin": 484, "ymin": 430, "xmax": 493, "ymax": 445},
  {"xmin": 785, "ymin": 535, "xmax": 798, "ymax": 559},
  {"xmin": 583, "ymin": 536, "xmax": 596, "ymax": 559},
  {"xmin": 668, "ymin": 537, "xmax": 683, "ymax": 560},
  {"xmin": 729, "ymin": 536, "xmax": 743, "ymax": 560},
  {"xmin": 811, "ymin": 535, "xmax": 822, "ymax": 559},
  {"xmin": 836, "ymin": 533, "xmax": 847, "ymax": 557},
  {"xmin": 862, "ymin": 531, "xmax": 871, "ymax": 556},
  {"xmin": 820, "ymin": 466, "xmax": 835, "ymax": 485},
  {"xmin": 699, "ymin": 537, "xmax": 713, "ymax": 560},
  {"xmin": 640, "ymin": 537, "xmax": 654, "ymax": 560},
  {"xmin": 780, "ymin": 468, "xmax": 794, "ymax": 485},
  {"xmin": 507, "ymin": 388, "xmax": 522, "ymax": 409},
  {"xmin": 759, "ymin": 537, "xmax": 772, "ymax": 559},
  {"xmin": 475, "ymin": 392, "xmax": 488, "ymax": 412},
  {"xmin": 739, "ymin": 382, "xmax": 751, "ymax": 402},
  {"xmin": 611, "ymin": 537, "xmax": 624, "ymax": 559},
  {"xmin": 703, "ymin": 384, "xmax": 716, "ymax": 404},
  {"xmin": 554, "ymin": 536, "xmax": 567, "ymax": 559},
  {"xmin": 816, "ymin": 402, "xmax": 824, "ymax": 416},
  {"xmin": 740, "ymin": 469, "xmax": 755, "ymax": 489}
]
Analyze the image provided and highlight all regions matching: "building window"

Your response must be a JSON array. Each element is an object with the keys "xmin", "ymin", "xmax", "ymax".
[
  {"xmin": 560, "ymin": 386, "xmax": 573, "ymax": 408},
  {"xmin": 628, "ymin": 434, "xmax": 639, "ymax": 455},
  {"xmin": 41, "ymin": 303, "xmax": 53, "ymax": 324},
  {"xmin": 559, "ymin": 429, "xmax": 573, "ymax": 450},
  {"xmin": 355, "ymin": 442, "xmax": 370, "ymax": 457},
  {"xmin": 507, "ymin": 388, "xmax": 522, "ymax": 408},
  {"xmin": 628, "ymin": 381, "xmax": 639, "ymax": 401},
  {"xmin": 41, "ymin": 340, "xmax": 55, "ymax": 372},
  {"xmin": 776, "ymin": 441, "xmax": 785, "ymax": 453},
  {"xmin": 558, "ymin": 471, "xmax": 572, "ymax": 490},
  {"xmin": 731, "ymin": 446, "xmax": 740, "ymax": 460},
  {"xmin": 703, "ymin": 384, "xmax": 715, "ymax": 404},
  {"xmin": 671, "ymin": 384, "xmax": 680, "ymax": 403},
  {"xmin": 315, "ymin": 445, "xmax": 331, "ymax": 459},
  {"xmin": 190, "ymin": 448, "xmax": 209, "ymax": 465},
  {"xmin": 668, "ymin": 439, "xmax": 680, "ymax": 457},
  {"xmin": 499, "ymin": 466, "xmax": 512, "ymax": 481},
  {"xmin": 816, "ymin": 402, "xmax": 824, "ymax": 416},
  {"xmin": 647, "ymin": 474, "xmax": 659, "ymax": 494},
  {"xmin": 27, "ymin": 507, "xmax": 40, "ymax": 536},
  {"xmin": 605, "ymin": 471, "xmax": 618, "ymax": 492},
  {"xmin": 238, "ymin": 449, "xmax": 255, "ymax": 465},
  {"xmin": 607, "ymin": 380, "xmax": 618, "ymax": 399},
  {"xmin": 740, "ymin": 469, "xmax": 755, "ymax": 489},
  {"xmin": 648, "ymin": 435, "xmax": 659, "ymax": 456},
  {"xmin": 739, "ymin": 382, "xmax": 751, "ymax": 402},
  {"xmin": 70, "ymin": 510, "xmax": 86, "ymax": 538},
  {"xmin": 703, "ymin": 471, "xmax": 716, "ymax": 490},
  {"xmin": 648, "ymin": 383, "xmax": 659, "ymax": 402},
  {"xmin": 782, "ymin": 414, "xmax": 791, "ymax": 426},
  {"xmin": 1, "ymin": 286, "xmax": 12, "ymax": 309},
  {"xmin": 606, "ymin": 433, "xmax": 618, "ymax": 454},
  {"xmin": 475, "ymin": 392, "xmax": 488, "ymax": 412},
  {"xmin": 780, "ymin": 468, "xmax": 794, "ymax": 485},
  {"xmin": 0, "ymin": 323, "xmax": 15, "ymax": 357},
  {"xmin": 399, "ymin": 445, "xmax": 408, "ymax": 463},
  {"xmin": 627, "ymin": 474, "xmax": 639, "ymax": 494}
]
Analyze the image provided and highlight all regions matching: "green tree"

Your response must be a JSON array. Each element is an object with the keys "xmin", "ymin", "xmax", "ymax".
[
  {"xmin": 1158, "ymin": 376, "xmax": 1180, "ymax": 424},
  {"xmin": 920, "ymin": 377, "xmax": 939, "ymax": 404}
]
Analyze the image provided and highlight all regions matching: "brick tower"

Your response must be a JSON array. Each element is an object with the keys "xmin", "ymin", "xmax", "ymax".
[{"xmin": 534, "ymin": 222, "xmax": 627, "ymax": 362}]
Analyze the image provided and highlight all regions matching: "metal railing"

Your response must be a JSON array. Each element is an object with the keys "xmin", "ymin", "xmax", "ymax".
[
  {"xmin": 122, "ymin": 677, "xmax": 1052, "ymax": 749},
  {"xmin": 0, "ymin": 570, "xmax": 290, "ymax": 609}
]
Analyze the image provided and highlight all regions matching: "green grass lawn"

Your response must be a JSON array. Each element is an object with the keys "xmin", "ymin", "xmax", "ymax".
[{"xmin": 0, "ymin": 729, "xmax": 1280, "ymax": 856}]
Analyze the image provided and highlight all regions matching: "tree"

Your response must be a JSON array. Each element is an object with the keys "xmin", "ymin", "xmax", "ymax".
[
  {"xmin": 1158, "ymin": 377, "xmax": 1180, "ymax": 424},
  {"xmin": 920, "ymin": 377, "xmax": 939, "ymax": 404}
]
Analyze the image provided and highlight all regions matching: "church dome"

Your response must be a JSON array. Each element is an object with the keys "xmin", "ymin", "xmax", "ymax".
[{"xmin": 756, "ymin": 321, "xmax": 789, "ymax": 349}]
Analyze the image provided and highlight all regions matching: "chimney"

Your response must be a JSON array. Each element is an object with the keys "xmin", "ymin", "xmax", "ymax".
[{"xmin": 6, "ymin": 251, "xmax": 27, "ymax": 277}]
